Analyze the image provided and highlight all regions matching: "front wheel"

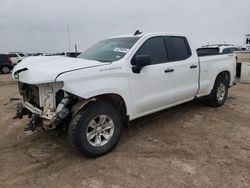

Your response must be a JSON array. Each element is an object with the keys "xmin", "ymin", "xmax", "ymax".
[
  {"xmin": 207, "ymin": 75, "xmax": 229, "ymax": 107},
  {"xmin": 68, "ymin": 101, "xmax": 122, "ymax": 158}
]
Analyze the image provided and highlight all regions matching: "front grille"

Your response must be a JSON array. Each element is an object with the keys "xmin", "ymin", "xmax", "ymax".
[{"xmin": 18, "ymin": 82, "xmax": 40, "ymax": 107}]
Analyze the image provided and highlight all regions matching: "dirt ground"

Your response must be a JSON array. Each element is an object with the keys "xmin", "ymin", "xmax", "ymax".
[{"xmin": 0, "ymin": 74, "xmax": 250, "ymax": 188}]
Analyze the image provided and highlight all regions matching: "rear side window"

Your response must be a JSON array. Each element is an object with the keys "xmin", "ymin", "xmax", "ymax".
[
  {"xmin": 19, "ymin": 53, "xmax": 25, "ymax": 57},
  {"xmin": 197, "ymin": 48, "xmax": 220, "ymax": 56},
  {"xmin": 165, "ymin": 36, "xmax": 191, "ymax": 61},
  {"xmin": 135, "ymin": 37, "xmax": 167, "ymax": 64},
  {"xmin": 9, "ymin": 54, "xmax": 18, "ymax": 57}
]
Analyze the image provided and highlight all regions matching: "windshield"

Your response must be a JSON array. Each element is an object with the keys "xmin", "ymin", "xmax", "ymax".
[{"xmin": 78, "ymin": 37, "xmax": 140, "ymax": 62}]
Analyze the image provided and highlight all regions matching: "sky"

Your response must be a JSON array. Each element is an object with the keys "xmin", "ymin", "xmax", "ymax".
[{"xmin": 0, "ymin": 0, "xmax": 250, "ymax": 53}]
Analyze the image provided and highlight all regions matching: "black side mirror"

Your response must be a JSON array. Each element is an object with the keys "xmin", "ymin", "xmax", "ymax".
[{"xmin": 131, "ymin": 55, "xmax": 151, "ymax": 73}]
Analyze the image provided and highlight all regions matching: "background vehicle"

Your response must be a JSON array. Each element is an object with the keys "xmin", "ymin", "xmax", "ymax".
[
  {"xmin": 197, "ymin": 44, "xmax": 241, "ymax": 76},
  {"xmin": 0, "ymin": 54, "xmax": 13, "ymax": 74},
  {"xmin": 53, "ymin": 52, "xmax": 81, "ymax": 57},
  {"xmin": 9, "ymin": 52, "xmax": 27, "ymax": 65},
  {"xmin": 12, "ymin": 32, "xmax": 236, "ymax": 158},
  {"xmin": 65, "ymin": 52, "xmax": 81, "ymax": 57},
  {"xmin": 197, "ymin": 44, "xmax": 242, "ymax": 56}
]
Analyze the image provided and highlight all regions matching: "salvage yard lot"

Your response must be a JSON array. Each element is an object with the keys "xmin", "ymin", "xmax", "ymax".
[{"xmin": 0, "ymin": 74, "xmax": 250, "ymax": 188}]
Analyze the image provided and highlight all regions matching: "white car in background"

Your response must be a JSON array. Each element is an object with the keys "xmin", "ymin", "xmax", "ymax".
[{"xmin": 9, "ymin": 52, "xmax": 27, "ymax": 65}]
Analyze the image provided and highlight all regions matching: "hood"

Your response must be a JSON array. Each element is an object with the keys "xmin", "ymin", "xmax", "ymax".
[{"xmin": 12, "ymin": 56, "xmax": 110, "ymax": 84}]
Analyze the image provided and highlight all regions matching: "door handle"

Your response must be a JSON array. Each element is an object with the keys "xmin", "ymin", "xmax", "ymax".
[
  {"xmin": 164, "ymin": 68, "xmax": 174, "ymax": 73},
  {"xmin": 190, "ymin": 64, "xmax": 198, "ymax": 69}
]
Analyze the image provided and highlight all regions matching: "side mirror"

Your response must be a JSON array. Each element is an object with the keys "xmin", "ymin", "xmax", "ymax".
[{"xmin": 131, "ymin": 55, "xmax": 151, "ymax": 73}]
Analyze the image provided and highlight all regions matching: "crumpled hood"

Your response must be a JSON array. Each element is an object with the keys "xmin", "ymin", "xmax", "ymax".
[{"xmin": 12, "ymin": 56, "xmax": 109, "ymax": 84}]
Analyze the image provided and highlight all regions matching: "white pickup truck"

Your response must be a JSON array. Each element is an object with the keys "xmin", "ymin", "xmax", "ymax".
[{"xmin": 12, "ymin": 32, "xmax": 236, "ymax": 157}]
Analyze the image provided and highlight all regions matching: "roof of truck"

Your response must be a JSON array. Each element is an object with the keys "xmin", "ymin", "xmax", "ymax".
[{"xmin": 108, "ymin": 32, "xmax": 186, "ymax": 39}]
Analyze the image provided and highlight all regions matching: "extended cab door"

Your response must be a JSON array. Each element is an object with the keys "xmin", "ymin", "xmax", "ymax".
[
  {"xmin": 164, "ymin": 36, "xmax": 199, "ymax": 103},
  {"xmin": 129, "ymin": 37, "xmax": 176, "ymax": 118}
]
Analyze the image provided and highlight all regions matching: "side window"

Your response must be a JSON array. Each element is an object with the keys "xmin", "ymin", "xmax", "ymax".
[
  {"xmin": 222, "ymin": 48, "xmax": 232, "ymax": 54},
  {"xmin": 165, "ymin": 36, "xmax": 191, "ymax": 61},
  {"xmin": 9, "ymin": 54, "xmax": 18, "ymax": 57},
  {"xmin": 135, "ymin": 37, "xmax": 167, "ymax": 64},
  {"xmin": 196, "ymin": 48, "xmax": 219, "ymax": 56},
  {"xmin": 231, "ymin": 48, "xmax": 240, "ymax": 52},
  {"xmin": 228, "ymin": 48, "xmax": 234, "ymax": 53}
]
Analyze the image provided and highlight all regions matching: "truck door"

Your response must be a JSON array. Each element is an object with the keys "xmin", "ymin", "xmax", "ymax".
[
  {"xmin": 129, "ymin": 36, "xmax": 176, "ymax": 118},
  {"xmin": 164, "ymin": 36, "xmax": 199, "ymax": 103}
]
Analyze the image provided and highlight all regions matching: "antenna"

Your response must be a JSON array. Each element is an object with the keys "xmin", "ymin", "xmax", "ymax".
[
  {"xmin": 134, "ymin": 30, "xmax": 142, "ymax": 36},
  {"xmin": 75, "ymin": 44, "xmax": 78, "ymax": 53},
  {"xmin": 67, "ymin": 24, "xmax": 71, "ymax": 51}
]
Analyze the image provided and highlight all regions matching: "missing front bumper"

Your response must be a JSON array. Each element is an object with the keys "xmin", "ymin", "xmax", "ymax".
[{"xmin": 15, "ymin": 101, "xmax": 70, "ymax": 131}]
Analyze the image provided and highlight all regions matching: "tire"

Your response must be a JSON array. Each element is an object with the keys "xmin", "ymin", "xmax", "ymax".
[
  {"xmin": 1, "ymin": 66, "xmax": 10, "ymax": 74},
  {"xmin": 68, "ymin": 101, "xmax": 122, "ymax": 158},
  {"xmin": 207, "ymin": 75, "xmax": 229, "ymax": 107}
]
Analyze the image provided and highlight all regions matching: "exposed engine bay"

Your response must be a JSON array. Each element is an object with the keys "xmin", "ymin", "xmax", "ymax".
[{"xmin": 15, "ymin": 82, "xmax": 72, "ymax": 132}]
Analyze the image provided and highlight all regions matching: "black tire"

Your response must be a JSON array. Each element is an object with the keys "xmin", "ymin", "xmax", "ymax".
[
  {"xmin": 207, "ymin": 75, "xmax": 229, "ymax": 107},
  {"xmin": 1, "ymin": 66, "xmax": 10, "ymax": 74},
  {"xmin": 68, "ymin": 101, "xmax": 122, "ymax": 158}
]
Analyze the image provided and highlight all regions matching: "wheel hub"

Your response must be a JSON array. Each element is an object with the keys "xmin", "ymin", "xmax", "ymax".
[
  {"xmin": 217, "ymin": 83, "xmax": 226, "ymax": 102},
  {"xmin": 96, "ymin": 126, "xmax": 102, "ymax": 132},
  {"xmin": 86, "ymin": 115, "xmax": 114, "ymax": 147},
  {"xmin": 2, "ymin": 67, "xmax": 9, "ymax": 73}
]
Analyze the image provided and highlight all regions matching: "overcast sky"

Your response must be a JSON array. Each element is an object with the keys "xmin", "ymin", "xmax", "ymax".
[{"xmin": 0, "ymin": 0, "xmax": 250, "ymax": 53}]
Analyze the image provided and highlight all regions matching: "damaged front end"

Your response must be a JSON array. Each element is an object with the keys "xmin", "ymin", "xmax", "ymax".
[{"xmin": 15, "ymin": 81, "xmax": 72, "ymax": 132}]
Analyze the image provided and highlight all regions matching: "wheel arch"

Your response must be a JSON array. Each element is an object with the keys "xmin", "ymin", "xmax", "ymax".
[
  {"xmin": 71, "ymin": 93, "xmax": 129, "ymax": 127},
  {"xmin": 216, "ymin": 70, "xmax": 231, "ymax": 86},
  {"xmin": 208, "ymin": 70, "xmax": 231, "ymax": 94},
  {"xmin": 207, "ymin": 70, "xmax": 230, "ymax": 107},
  {"xmin": 95, "ymin": 93, "xmax": 128, "ymax": 117}
]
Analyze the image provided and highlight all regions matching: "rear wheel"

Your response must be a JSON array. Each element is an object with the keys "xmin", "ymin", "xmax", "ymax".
[
  {"xmin": 207, "ymin": 75, "xmax": 229, "ymax": 107},
  {"xmin": 1, "ymin": 66, "xmax": 10, "ymax": 74},
  {"xmin": 68, "ymin": 101, "xmax": 122, "ymax": 158}
]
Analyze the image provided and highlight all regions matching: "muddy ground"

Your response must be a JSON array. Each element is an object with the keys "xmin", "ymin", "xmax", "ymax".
[{"xmin": 0, "ymin": 74, "xmax": 250, "ymax": 188}]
